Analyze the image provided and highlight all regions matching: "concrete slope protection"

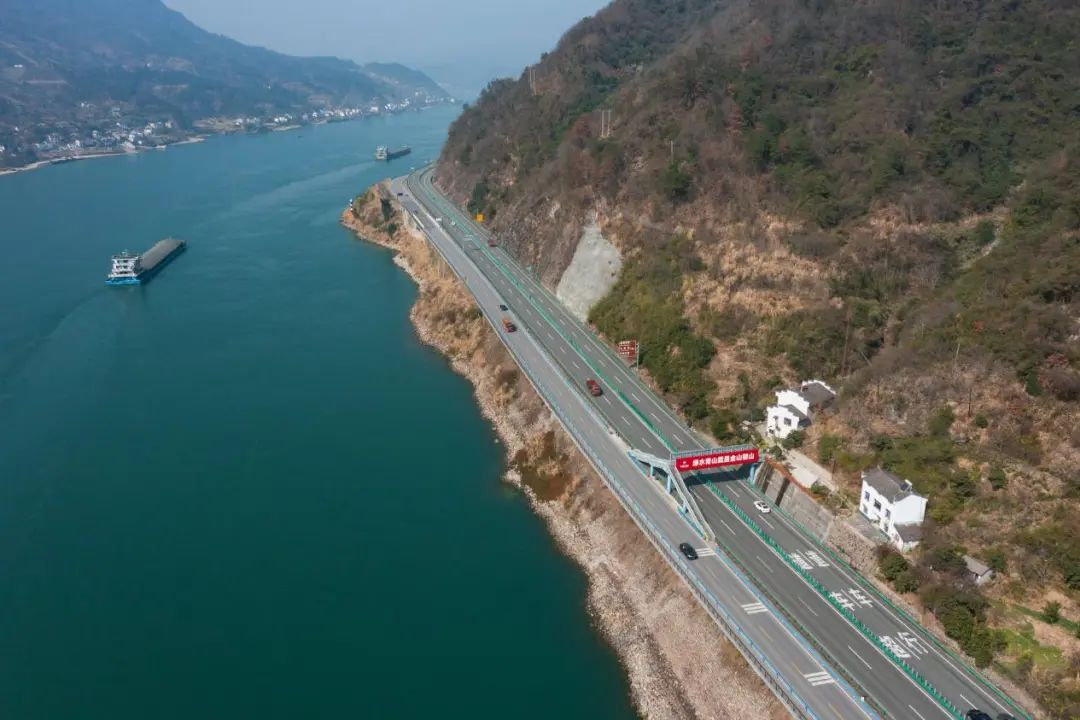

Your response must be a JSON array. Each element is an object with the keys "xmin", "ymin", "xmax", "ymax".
[{"xmin": 397, "ymin": 168, "xmax": 1028, "ymax": 720}]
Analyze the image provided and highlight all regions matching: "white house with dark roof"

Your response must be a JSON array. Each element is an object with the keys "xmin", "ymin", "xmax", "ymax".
[
  {"xmin": 766, "ymin": 380, "xmax": 836, "ymax": 440},
  {"xmin": 860, "ymin": 467, "xmax": 927, "ymax": 551}
]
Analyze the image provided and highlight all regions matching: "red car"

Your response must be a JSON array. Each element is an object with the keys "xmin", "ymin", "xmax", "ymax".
[{"xmin": 586, "ymin": 379, "xmax": 602, "ymax": 397}]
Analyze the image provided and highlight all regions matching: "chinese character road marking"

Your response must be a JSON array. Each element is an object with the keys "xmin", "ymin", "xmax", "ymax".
[
  {"xmin": 790, "ymin": 553, "xmax": 814, "ymax": 571},
  {"xmin": 805, "ymin": 550, "xmax": 830, "ymax": 568},
  {"xmin": 830, "ymin": 591, "xmax": 855, "ymax": 611},
  {"xmin": 897, "ymin": 631, "xmax": 930, "ymax": 656},
  {"xmin": 880, "ymin": 635, "xmax": 912, "ymax": 659},
  {"xmin": 847, "ymin": 588, "xmax": 874, "ymax": 607}
]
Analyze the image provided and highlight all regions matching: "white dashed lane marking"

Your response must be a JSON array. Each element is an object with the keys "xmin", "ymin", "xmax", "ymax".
[
  {"xmin": 797, "ymin": 597, "xmax": 819, "ymax": 617},
  {"xmin": 848, "ymin": 645, "xmax": 873, "ymax": 670}
]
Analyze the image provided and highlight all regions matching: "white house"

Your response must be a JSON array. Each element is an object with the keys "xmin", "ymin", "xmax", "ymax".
[
  {"xmin": 766, "ymin": 380, "xmax": 836, "ymax": 440},
  {"xmin": 860, "ymin": 467, "xmax": 927, "ymax": 551}
]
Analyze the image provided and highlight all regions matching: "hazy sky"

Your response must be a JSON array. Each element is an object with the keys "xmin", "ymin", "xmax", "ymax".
[{"xmin": 165, "ymin": 0, "xmax": 609, "ymax": 98}]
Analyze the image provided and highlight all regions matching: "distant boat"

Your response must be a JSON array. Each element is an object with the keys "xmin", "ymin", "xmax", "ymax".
[{"xmin": 375, "ymin": 145, "xmax": 411, "ymax": 161}]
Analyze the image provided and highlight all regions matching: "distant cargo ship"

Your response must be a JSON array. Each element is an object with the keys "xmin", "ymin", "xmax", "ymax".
[
  {"xmin": 106, "ymin": 238, "xmax": 186, "ymax": 285},
  {"xmin": 375, "ymin": 145, "xmax": 411, "ymax": 161}
]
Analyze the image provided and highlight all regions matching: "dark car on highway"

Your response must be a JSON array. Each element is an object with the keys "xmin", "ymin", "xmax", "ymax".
[
  {"xmin": 499, "ymin": 304, "xmax": 508, "ymax": 311},
  {"xmin": 965, "ymin": 711, "xmax": 992, "ymax": 720},
  {"xmin": 678, "ymin": 543, "xmax": 698, "ymax": 560}
]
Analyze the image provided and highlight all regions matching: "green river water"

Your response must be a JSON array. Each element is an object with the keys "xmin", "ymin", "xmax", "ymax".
[{"xmin": 0, "ymin": 105, "xmax": 637, "ymax": 719}]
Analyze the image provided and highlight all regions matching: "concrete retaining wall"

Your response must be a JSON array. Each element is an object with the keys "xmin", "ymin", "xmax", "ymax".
[{"xmin": 755, "ymin": 461, "xmax": 834, "ymax": 541}]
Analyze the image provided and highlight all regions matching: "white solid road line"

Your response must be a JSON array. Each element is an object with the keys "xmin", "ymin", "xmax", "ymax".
[
  {"xmin": 959, "ymin": 695, "xmax": 975, "ymax": 711},
  {"xmin": 908, "ymin": 705, "xmax": 930, "ymax": 720},
  {"xmin": 756, "ymin": 556, "xmax": 774, "ymax": 574},
  {"xmin": 848, "ymin": 645, "xmax": 873, "ymax": 670}
]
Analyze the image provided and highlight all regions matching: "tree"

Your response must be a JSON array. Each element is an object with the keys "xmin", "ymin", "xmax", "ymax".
[
  {"xmin": 782, "ymin": 430, "xmax": 806, "ymax": 449},
  {"xmin": 818, "ymin": 434, "xmax": 841, "ymax": 463},
  {"xmin": 662, "ymin": 160, "xmax": 692, "ymax": 202}
]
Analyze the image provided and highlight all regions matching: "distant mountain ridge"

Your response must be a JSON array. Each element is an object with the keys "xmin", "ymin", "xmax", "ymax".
[{"xmin": 0, "ymin": 0, "xmax": 448, "ymax": 138}]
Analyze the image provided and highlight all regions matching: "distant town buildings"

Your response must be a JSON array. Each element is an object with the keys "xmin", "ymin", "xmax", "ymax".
[
  {"xmin": 766, "ymin": 380, "xmax": 836, "ymax": 440},
  {"xmin": 859, "ymin": 467, "xmax": 927, "ymax": 551},
  {"xmin": 1, "ymin": 94, "xmax": 455, "ymax": 170}
]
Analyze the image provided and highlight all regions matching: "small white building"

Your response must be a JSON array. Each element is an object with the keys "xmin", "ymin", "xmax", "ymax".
[
  {"xmin": 860, "ymin": 467, "xmax": 927, "ymax": 551},
  {"xmin": 963, "ymin": 555, "xmax": 995, "ymax": 586},
  {"xmin": 766, "ymin": 380, "xmax": 836, "ymax": 440}
]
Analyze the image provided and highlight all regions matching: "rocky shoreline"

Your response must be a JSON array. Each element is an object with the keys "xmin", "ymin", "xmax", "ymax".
[{"xmin": 342, "ymin": 182, "xmax": 786, "ymax": 720}]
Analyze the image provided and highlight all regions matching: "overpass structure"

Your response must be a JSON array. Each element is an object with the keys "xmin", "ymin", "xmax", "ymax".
[{"xmin": 392, "ymin": 166, "xmax": 1028, "ymax": 720}]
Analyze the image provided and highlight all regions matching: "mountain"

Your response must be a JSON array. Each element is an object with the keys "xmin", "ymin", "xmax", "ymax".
[
  {"xmin": 0, "ymin": 0, "xmax": 448, "ymax": 163},
  {"xmin": 436, "ymin": 1, "xmax": 1080, "ymax": 716}
]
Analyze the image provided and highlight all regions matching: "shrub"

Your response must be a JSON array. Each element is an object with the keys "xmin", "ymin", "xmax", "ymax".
[
  {"xmin": 974, "ymin": 220, "xmax": 995, "ymax": 247},
  {"xmin": 1042, "ymin": 601, "xmax": 1061, "ymax": 624},
  {"xmin": 928, "ymin": 405, "xmax": 955, "ymax": 436},
  {"xmin": 879, "ymin": 550, "xmax": 910, "ymax": 582},
  {"xmin": 985, "ymin": 548, "xmax": 1007, "ymax": 573},
  {"xmin": 818, "ymin": 434, "xmax": 841, "ymax": 463},
  {"xmin": 974, "ymin": 414, "xmax": 989, "ymax": 428},
  {"xmin": 894, "ymin": 571, "xmax": 920, "ymax": 594},
  {"xmin": 987, "ymin": 465, "xmax": 1007, "ymax": 490},
  {"xmin": 782, "ymin": 430, "xmax": 806, "ymax": 449}
]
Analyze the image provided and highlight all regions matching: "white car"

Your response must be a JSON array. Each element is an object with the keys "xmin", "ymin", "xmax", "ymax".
[{"xmin": 753, "ymin": 500, "xmax": 772, "ymax": 514}]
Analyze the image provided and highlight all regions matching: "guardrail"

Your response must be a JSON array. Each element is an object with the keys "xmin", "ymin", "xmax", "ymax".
[
  {"xmin": 745, "ymin": 472, "xmax": 1032, "ymax": 720},
  {"xmin": 406, "ymin": 169, "xmax": 1026, "ymax": 720},
  {"xmin": 704, "ymin": 482, "xmax": 964, "ymax": 720},
  {"xmin": 402, "ymin": 178, "xmax": 840, "ymax": 720}
]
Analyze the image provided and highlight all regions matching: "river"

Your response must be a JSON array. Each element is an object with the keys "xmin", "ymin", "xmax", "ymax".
[{"xmin": 0, "ymin": 106, "xmax": 637, "ymax": 719}]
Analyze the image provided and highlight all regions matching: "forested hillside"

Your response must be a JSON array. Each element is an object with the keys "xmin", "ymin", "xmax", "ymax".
[
  {"xmin": 0, "ymin": 0, "xmax": 446, "ymax": 135},
  {"xmin": 436, "ymin": 1, "xmax": 1080, "ymax": 716}
]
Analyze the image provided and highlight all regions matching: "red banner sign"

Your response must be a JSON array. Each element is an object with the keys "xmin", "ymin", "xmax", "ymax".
[
  {"xmin": 617, "ymin": 340, "xmax": 638, "ymax": 363},
  {"xmin": 673, "ymin": 448, "xmax": 760, "ymax": 473}
]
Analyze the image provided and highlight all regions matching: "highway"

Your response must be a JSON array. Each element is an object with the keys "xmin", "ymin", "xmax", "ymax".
[{"xmin": 393, "ymin": 167, "xmax": 1028, "ymax": 720}]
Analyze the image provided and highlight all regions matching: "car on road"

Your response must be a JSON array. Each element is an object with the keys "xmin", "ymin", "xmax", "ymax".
[
  {"xmin": 499, "ymin": 304, "xmax": 508, "ymax": 311},
  {"xmin": 396, "ymin": 191, "xmax": 403, "ymax": 196},
  {"xmin": 678, "ymin": 543, "xmax": 698, "ymax": 560},
  {"xmin": 501, "ymin": 317, "xmax": 517, "ymax": 333},
  {"xmin": 753, "ymin": 500, "xmax": 771, "ymax": 514},
  {"xmin": 585, "ymin": 378, "xmax": 603, "ymax": 397},
  {"xmin": 965, "ymin": 711, "xmax": 993, "ymax": 720}
]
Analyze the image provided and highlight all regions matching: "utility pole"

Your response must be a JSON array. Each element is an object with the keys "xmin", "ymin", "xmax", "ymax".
[{"xmin": 598, "ymin": 109, "xmax": 613, "ymax": 139}]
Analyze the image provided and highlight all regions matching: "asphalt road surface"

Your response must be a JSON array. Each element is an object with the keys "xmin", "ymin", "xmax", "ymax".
[{"xmin": 391, "ymin": 168, "xmax": 1028, "ymax": 720}]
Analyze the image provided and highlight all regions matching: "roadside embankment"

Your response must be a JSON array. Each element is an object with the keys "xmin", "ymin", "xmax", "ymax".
[{"xmin": 342, "ymin": 181, "xmax": 786, "ymax": 720}]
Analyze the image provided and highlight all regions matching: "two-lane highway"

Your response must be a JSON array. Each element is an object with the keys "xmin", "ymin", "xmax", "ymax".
[{"xmin": 396, "ymin": 167, "xmax": 1028, "ymax": 720}]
